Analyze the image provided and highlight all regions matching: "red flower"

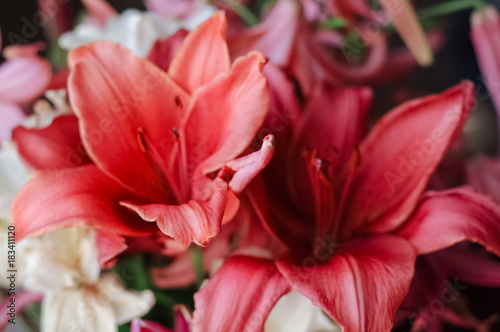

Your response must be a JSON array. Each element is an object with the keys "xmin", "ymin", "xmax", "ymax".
[
  {"xmin": 191, "ymin": 81, "xmax": 500, "ymax": 331},
  {"xmin": 13, "ymin": 13, "xmax": 274, "ymax": 251}
]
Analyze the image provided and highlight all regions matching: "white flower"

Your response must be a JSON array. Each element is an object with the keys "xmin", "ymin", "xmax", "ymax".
[
  {"xmin": 265, "ymin": 291, "xmax": 341, "ymax": 332},
  {"xmin": 22, "ymin": 227, "xmax": 155, "ymax": 332},
  {"xmin": 59, "ymin": 6, "xmax": 215, "ymax": 58}
]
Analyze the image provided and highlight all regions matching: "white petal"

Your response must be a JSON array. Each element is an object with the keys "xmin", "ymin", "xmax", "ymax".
[
  {"xmin": 265, "ymin": 291, "xmax": 341, "ymax": 332},
  {"xmin": 0, "ymin": 142, "xmax": 30, "ymax": 198},
  {"xmin": 41, "ymin": 290, "xmax": 117, "ymax": 332},
  {"xmin": 23, "ymin": 227, "xmax": 100, "ymax": 292},
  {"xmin": 97, "ymin": 274, "xmax": 155, "ymax": 325}
]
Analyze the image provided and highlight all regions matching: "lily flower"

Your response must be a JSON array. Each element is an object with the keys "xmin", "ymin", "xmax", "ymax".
[
  {"xmin": 13, "ymin": 13, "xmax": 274, "ymax": 253},
  {"xmin": 190, "ymin": 81, "xmax": 500, "ymax": 331},
  {"xmin": 0, "ymin": 41, "xmax": 51, "ymax": 140},
  {"xmin": 22, "ymin": 227, "xmax": 154, "ymax": 332},
  {"xmin": 379, "ymin": 0, "xmax": 433, "ymax": 66}
]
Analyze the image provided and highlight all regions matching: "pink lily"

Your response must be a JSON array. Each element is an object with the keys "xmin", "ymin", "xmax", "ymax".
[
  {"xmin": 0, "ymin": 41, "xmax": 51, "ymax": 140},
  {"xmin": 13, "ymin": 13, "xmax": 274, "ymax": 253},
  {"xmin": 191, "ymin": 81, "xmax": 500, "ymax": 331}
]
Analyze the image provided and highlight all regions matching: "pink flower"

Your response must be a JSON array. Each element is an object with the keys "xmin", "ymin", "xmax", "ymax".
[
  {"xmin": 0, "ymin": 41, "xmax": 51, "ymax": 140},
  {"xmin": 13, "ymin": 13, "xmax": 274, "ymax": 253},
  {"xmin": 190, "ymin": 81, "xmax": 500, "ymax": 331}
]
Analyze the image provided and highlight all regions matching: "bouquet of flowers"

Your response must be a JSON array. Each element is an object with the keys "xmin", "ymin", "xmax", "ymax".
[{"xmin": 1, "ymin": 0, "xmax": 500, "ymax": 331}]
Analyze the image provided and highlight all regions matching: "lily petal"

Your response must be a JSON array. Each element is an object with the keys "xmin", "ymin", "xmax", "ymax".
[
  {"xmin": 191, "ymin": 256, "xmax": 291, "ymax": 332},
  {"xmin": 0, "ymin": 57, "xmax": 51, "ymax": 104},
  {"xmin": 342, "ymin": 81, "xmax": 475, "ymax": 237},
  {"xmin": 121, "ymin": 178, "xmax": 228, "ymax": 248},
  {"xmin": 13, "ymin": 114, "xmax": 91, "ymax": 170},
  {"xmin": 68, "ymin": 41, "xmax": 190, "ymax": 202},
  {"xmin": 397, "ymin": 187, "xmax": 500, "ymax": 256},
  {"xmin": 276, "ymin": 235, "xmax": 416, "ymax": 332},
  {"xmin": 379, "ymin": 0, "xmax": 433, "ymax": 66},
  {"xmin": 184, "ymin": 51, "xmax": 270, "ymax": 178},
  {"xmin": 168, "ymin": 12, "xmax": 230, "ymax": 94},
  {"xmin": 147, "ymin": 29, "xmax": 189, "ymax": 72},
  {"xmin": 12, "ymin": 165, "xmax": 154, "ymax": 240}
]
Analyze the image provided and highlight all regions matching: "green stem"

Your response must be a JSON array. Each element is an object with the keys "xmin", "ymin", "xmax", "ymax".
[
  {"xmin": 222, "ymin": 0, "xmax": 260, "ymax": 26},
  {"xmin": 318, "ymin": 17, "xmax": 348, "ymax": 30},
  {"xmin": 418, "ymin": 0, "xmax": 486, "ymax": 20},
  {"xmin": 189, "ymin": 246, "xmax": 204, "ymax": 288}
]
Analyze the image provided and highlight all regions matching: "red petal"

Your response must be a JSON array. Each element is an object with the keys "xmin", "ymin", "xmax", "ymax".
[
  {"xmin": 68, "ymin": 41, "xmax": 190, "ymax": 202},
  {"xmin": 276, "ymin": 235, "xmax": 416, "ymax": 332},
  {"xmin": 183, "ymin": 51, "xmax": 270, "ymax": 179},
  {"xmin": 147, "ymin": 29, "xmax": 189, "ymax": 73},
  {"xmin": 12, "ymin": 165, "xmax": 154, "ymax": 240},
  {"xmin": 12, "ymin": 114, "xmax": 91, "ymax": 171},
  {"xmin": 191, "ymin": 256, "xmax": 291, "ymax": 332},
  {"xmin": 95, "ymin": 230, "xmax": 127, "ymax": 269},
  {"xmin": 121, "ymin": 178, "xmax": 228, "ymax": 248},
  {"xmin": 168, "ymin": 12, "xmax": 230, "ymax": 94},
  {"xmin": 341, "ymin": 81, "xmax": 475, "ymax": 237},
  {"xmin": 131, "ymin": 319, "xmax": 172, "ymax": 332},
  {"xmin": 219, "ymin": 135, "xmax": 275, "ymax": 194},
  {"xmin": 397, "ymin": 187, "xmax": 500, "ymax": 256}
]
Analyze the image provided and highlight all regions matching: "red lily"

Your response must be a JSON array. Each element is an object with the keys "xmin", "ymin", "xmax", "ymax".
[
  {"xmin": 12, "ymin": 13, "xmax": 274, "ymax": 251},
  {"xmin": 191, "ymin": 81, "xmax": 500, "ymax": 331}
]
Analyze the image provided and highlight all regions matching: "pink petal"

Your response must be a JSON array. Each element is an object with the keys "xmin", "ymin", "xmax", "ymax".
[
  {"xmin": 147, "ymin": 29, "xmax": 189, "ymax": 72},
  {"xmin": 131, "ymin": 318, "xmax": 172, "ymax": 332},
  {"xmin": 341, "ymin": 81, "xmax": 475, "ymax": 237},
  {"xmin": 228, "ymin": 0, "xmax": 300, "ymax": 67},
  {"xmin": 397, "ymin": 187, "xmax": 500, "ymax": 256},
  {"xmin": 68, "ymin": 41, "xmax": 190, "ymax": 202},
  {"xmin": 168, "ymin": 12, "xmax": 230, "ymax": 94},
  {"xmin": 145, "ymin": 0, "xmax": 196, "ymax": 18},
  {"xmin": 0, "ymin": 57, "xmax": 51, "ymax": 104},
  {"xmin": 276, "ymin": 235, "xmax": 416, "ymax": 332},
  {"xmin": 12, "ymin": 165, "xmax": 155, "ymax": 240},
  {"xmin": 379, "ymin": 0, "xmax": 433, "ymax": 66},
  {"xmin": 12, "ymin": 114, "xmax": 91, "ymax": 171},
  {"xmin": 82, "ymin": 0, "xmax": 117, "ymax": 27},
  {"xmin": 121, "ymin": 178, "xmax": 228, "ymax": 248},
  {"xmin": 191, "ymin": 256, "xmax": 291, "ymax": 332},
  {"xmin": 3, "ymin": 42, "xmax": 45, "ymax": 59},
  {"xmin": 0, "ymin": 101, "xmax": 25, "ymax": 141},
  {"xmin": 183, "ymin": 51, "xmax": 270, "ymax": 179},
  {"xmin": 0, "ymin": 291, "xmax": 43, "ymax": 330}
]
